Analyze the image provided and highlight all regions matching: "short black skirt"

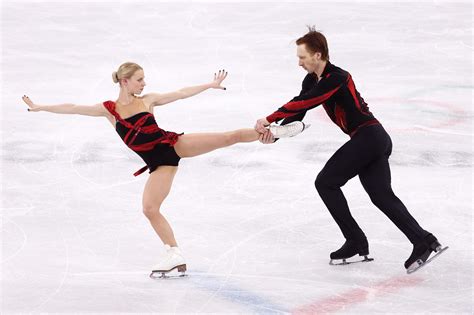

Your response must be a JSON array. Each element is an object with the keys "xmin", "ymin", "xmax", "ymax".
[{"xmin": 137, "ymin": 143, "xmax": 181, "ymax": 174}]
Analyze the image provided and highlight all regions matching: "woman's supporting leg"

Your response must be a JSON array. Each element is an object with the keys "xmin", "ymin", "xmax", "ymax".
[
  {"xmin": 174, "ymin": 128, "xmax": 260, "ymax": 158},
  {"xmin": 142, "ymin": 165, "xmax": 179, "ymax": 246}
]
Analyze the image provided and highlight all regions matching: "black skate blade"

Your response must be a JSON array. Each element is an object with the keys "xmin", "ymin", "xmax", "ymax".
[
  {"xmin": 329, "ymin": 255, "xmax": 374, "ymax": 266},
  {"xmin": 406, "ymin": 246, "xmax": 449, "ymax": 274}
]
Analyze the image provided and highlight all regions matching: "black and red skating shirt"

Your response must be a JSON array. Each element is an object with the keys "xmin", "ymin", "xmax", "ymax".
[{"xmin": 266, "ymin": 62, "xmax": 379, "ymax": 136}]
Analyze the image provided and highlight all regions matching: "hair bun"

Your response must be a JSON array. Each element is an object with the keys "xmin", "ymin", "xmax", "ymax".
[{"xmin": 112, "ymin": 71, "xmax": 119, "ymax": 83}]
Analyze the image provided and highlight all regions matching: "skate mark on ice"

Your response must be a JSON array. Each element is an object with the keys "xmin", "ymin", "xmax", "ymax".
[
  {"xmin": 292, "ymin": 275, "xmax": 424, "ymax": 314},
  {"xmin": 32, "ymin": 236, "xmax": 70, "ymax": 313},
  {"xmin": 2, "ymin": 217, "xmax": 28, "ymax": 263}
]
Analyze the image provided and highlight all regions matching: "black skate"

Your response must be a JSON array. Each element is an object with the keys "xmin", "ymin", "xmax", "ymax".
[
  {"xmin": 405, "ymin": 234, "xmax": 448, "ymax": 274},
  {"xmin": 329, "ymin": 239, "xmax": 374, "ymax": 266}
]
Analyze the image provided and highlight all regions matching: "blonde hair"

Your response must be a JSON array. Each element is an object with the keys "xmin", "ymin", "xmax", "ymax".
[{"xmin": 112, "ymin": 62, "xmax": 143, "ymax": 83}]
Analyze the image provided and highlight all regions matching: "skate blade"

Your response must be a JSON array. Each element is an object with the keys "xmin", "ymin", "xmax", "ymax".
[
  {"xmin": 149, "ymin": 271, "xmax": 188, "ymax": 279},
  {"xmin": 149, "ymin": 264, "xmax": 187, "ymax": 280},
  {"xmin": 406, "ymin": 246, "xmax": 449, "ymax": 274},
  {"xmin": 289, "ymin": 123, "xmax": 311, "ymax": 137},
  {"xmin": 329, "ymin": 255, "xmax": 374, "ymax": 266}
]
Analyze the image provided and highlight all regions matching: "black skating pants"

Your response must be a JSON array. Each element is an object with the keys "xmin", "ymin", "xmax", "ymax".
[{"xmin": 315, "ymin": 124, "xmax": 429, "ymax": 244}]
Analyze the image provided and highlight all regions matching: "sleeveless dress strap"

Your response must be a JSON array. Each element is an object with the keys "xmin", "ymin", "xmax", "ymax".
[
  {"xmin": 103, "ymin": 101, "xmax": 118, "ymax": 118},
  {"xmin": 103, "ymin": 101, "xmax": 136, "ymax": 129}
]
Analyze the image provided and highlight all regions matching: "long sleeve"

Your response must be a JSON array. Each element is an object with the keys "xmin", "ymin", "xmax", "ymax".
[
  {"xmin": 266, "ymin": 73, "xmax": 345, "ymax": 123},
  {"xmin": 279, "ymin": 74, "xmax": 313, "ymax": 125}
]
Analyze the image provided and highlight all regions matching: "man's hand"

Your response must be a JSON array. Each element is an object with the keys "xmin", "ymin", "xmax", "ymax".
[
  {"xmin": 254, "ymin": 118, "xmax": 270, "ymax": 134},
  {"xmin": 259, "ymin": 130, "xmax": 275, "ymax": 144}
]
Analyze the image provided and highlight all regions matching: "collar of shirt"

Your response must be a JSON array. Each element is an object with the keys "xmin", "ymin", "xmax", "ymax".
[
  {"xmin": 320, "ymin": 61, "xmax": 332, "ymax": 78},
  {"xmin": 313, "ymin": 61, "xmax": 332, "ymax": 84}
]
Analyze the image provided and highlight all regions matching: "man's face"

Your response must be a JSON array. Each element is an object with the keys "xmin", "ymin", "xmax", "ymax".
[{"xmin": 297, "ymin": 44, "xmax": 321, "ymax": 73}]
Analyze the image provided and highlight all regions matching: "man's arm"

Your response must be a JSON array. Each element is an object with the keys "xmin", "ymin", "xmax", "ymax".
[
  {"xmin": 266, "ymin": 74, "xmax": 345, "ymax": 123},
  {"xmin": 279, "ymin": 74, "xmax": 313, "ymax": 126},
  {"xmin": 280, "ymin": 111, "xmax": 307, "ymax": 126}
]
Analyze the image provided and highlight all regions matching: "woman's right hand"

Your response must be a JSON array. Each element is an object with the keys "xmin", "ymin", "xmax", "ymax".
[{"xmin": 22, "ymin": 95, "xmax": 41, "ymax": 112}]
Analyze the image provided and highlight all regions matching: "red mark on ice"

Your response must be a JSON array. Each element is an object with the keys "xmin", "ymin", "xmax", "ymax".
[
  {"xmin": 371, "ymin": 97, "xmax": 466, "ymax": 131},
  {"xmin": 292, "ymin": 275, "xmax": 424, "ymax": 315}
]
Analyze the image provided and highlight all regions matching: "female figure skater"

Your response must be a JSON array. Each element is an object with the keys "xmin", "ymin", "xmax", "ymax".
[{"xmin": 22, "ymin": 62, "xmax": 306, "ymax": 278}]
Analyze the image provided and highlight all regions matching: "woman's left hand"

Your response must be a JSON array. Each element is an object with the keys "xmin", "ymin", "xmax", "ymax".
[{"xmin": 210, "ymin": 70, "xmax": 228, "ymax": 90}]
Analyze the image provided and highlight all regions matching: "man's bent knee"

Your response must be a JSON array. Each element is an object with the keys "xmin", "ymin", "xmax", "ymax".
[
  {"xmin": 315, "ymin": 171, "xmax": 329, "ymax": 192},
  {"xmin": 315, "ymin": 170, "xmax": 345, "ymax": 192}
]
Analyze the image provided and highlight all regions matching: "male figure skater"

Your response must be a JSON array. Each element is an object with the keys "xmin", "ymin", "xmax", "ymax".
[{"xmin": 255, "ymin": 27, "xmax": 447, "ymax": 273}]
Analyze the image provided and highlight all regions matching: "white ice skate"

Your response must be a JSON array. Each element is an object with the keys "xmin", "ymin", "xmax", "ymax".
[
  {"xmin": 268, "ymin": 121, "xmax": 311, "ymax": 138},
  {"xmin": 149, "ymin": 245, "xmax": 187, "ymax": 279}
]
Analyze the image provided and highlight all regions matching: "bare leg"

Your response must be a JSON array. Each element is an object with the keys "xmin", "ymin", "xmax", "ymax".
[
  {"xmin": 174, "ymin": 128, "xmax": 260, "ymax": 158},
  {"xmin": 143, "ymin": 129, "xmax": 259, "ymax": 244},
  {"xmin": 142, "ymin": 165, "xmax": 179, "ymax": 246}
]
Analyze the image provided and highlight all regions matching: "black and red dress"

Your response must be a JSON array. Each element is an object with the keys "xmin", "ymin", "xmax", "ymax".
[{"xmin": 103, "ymin": 101, "xmax": 183, "ymax": 176}]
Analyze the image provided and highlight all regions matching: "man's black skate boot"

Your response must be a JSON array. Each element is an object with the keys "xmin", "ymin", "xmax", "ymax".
[
  {"xmin": 330, "ymin": 238, "xmax": 370, "ymax": 261},
  {"xmin": 404, "ymin": 233, "xmax": 445, "ymax": 272}
]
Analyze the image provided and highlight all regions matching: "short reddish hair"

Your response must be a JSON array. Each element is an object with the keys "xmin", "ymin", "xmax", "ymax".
[{"xmin": 296, "ymin": 26, "xmax": 329, "ymax": 61}]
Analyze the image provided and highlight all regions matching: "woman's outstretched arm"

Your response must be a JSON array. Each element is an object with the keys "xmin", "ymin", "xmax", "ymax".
[
  {"xmin": 22, "ymin": 95, "xmax": 109, "ymax": 117},
  {"xmin": 145, "ymin": 70, "xmax": 228, "ymax": 107}
]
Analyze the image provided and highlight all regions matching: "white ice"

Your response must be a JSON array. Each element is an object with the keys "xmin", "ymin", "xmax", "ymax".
[{"xmin": 1, "ymin": 0, "xmax": 472, "ymax": 314}]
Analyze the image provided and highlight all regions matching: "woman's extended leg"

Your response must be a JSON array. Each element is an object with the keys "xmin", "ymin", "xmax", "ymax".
[
  {"xmin": 142, "ymin": 165, "xmax": 179, "ymax": 246},
  {"xmin": 174, "ymin": 128, "xmax": 260, "ymax": 158}
]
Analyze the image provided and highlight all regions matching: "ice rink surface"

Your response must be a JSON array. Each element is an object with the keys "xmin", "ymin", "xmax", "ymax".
[{"xmin": 1, "ymin": 0, "xmax": 472, "ymax": 314}]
